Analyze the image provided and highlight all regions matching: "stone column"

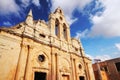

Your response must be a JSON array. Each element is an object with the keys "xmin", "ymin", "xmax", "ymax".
[
  {"xmin": 24, "ymin": 45, "xmax": 33, "ymax": 80},
  {"xmin": 72, "ymin": 58, "xmax": 76, "ymax": 80},
  {"xmin": 70, "ymin": 56, "xmax": 76, "ymax": 80},
  {"xmin": 14, "ymin": 40, "xmax": 28, "ymax": 80},
  {"xmin": 66, "ymin": 27, "xmax": 71, "ymax": 42},
  {"xmin": 87, "ymin": 62, "xmax": 95, "ymax": 80},
  {"xmin": 58, "ymin": 23, "xmax": 63, "ymax": 40},
  {"xmin": 49, "ymin": 14, "xmax": 55, "ymax": 36},
  {"xmin": 51, "ymin": 48, "xmax": 56, "ymax": 80},
  {"xmin": 56, "ymin": 53, "xmax": 60, "ymax": 80}
]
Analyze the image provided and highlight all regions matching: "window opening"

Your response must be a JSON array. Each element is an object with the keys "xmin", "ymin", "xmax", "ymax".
[
  {"xmin": 63, "ymin": 24, "xmax": 67, "ymax": 39},
  {"xmin": 55, "ymin": 19, "xmax": 59, "ymax": 36},
  {"xmin": 38, "ymin": 54, "xmax": 45, "ymax": 62},
  {"xmin": 60, "ymin": 16, "xmax": 63, "ymax": 20},
  {"xmin": 115, "ymin": 62, "xmax": 120, "ymax": 72},
  {"xmin": 39, "ymin": 34, "xmax": 46, "ymax": 38},
  {"xmin": 101, "ymin": 66, "xmax": 108, "ymax": 72},
  {"xmin": 55, "ymin": 24, "xmax": 58, "ymax": 36},
  {"xmin": 60, "ymin": 10, "xmax": 62, "ymax": 14}
]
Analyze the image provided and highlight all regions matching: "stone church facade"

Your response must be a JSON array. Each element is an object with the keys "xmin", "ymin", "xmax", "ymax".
[{"xmin": 0, "ymin": 8, "xmax": 95, "ymax": 80}]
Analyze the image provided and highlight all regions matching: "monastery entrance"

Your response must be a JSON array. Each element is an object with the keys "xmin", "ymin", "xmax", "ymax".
[
  {"xmin": 34, "ymin": 72, "xmax": 46, "ymax": 80},
  {"xmin": 79, "ymin": 76, "xmax": 85, "ymax": 80}
]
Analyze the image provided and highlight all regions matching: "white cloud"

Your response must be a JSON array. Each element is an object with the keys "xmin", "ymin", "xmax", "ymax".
[
  {"xmin": 115, "ymin": 43, "xmax": 120, "ymax": 51},
  {"xmin": 51, "ymin": 0, "xmax": 93, "ymax": 25},
  {"xmin": 86, "ymin": 54, "xmax": 112, "ymax": 62},
  {"xmin": 89, "ymin": 0, "xmax": 120, "ymax": 37},
  {"xmin": 20, "ymin": 0, "xmax": 30, "ymax": 8},
  {"xmin": 75, "ymin": 29, "xmax": 89, "ymax": 39},
  {"xmin": 32, "ymin": 0, "xmax": 40, "ymax": 7},
  {"xmin": 86, "ymin": 54, "xmax": 94, "ymax": 60},
  {"xmin": 20, "ymin": 0, "xmax": 40, "ymax": 7},
  {"xmin": 0, "ymin": 0, "xmax": 20, "ymax": 15},
  {"xmin": 3, "ymin": 21, "xmax": 12, "ymax": 26},
  {"xmin": 95, "ymin": 55, "xmax": 111, "ymax": 61},
  {"xmin": 66, "ymin": 16, "xmax": 78, "ymax": 25},
  {"xmin": 0, "ymin": 0, "xmax": 41, "ymax": 16}
]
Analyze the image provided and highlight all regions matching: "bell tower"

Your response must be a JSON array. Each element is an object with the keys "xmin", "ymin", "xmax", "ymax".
[{"xmin": 49, "ymin": 7, "xmax": 71, "ymax": 42}]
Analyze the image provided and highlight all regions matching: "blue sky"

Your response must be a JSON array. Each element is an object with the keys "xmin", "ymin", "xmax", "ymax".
[{"xmin": 0, "ymin": 0, "xmax": 120, "ymax": 61}]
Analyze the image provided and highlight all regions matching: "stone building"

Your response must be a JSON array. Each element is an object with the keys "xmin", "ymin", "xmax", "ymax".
[
  {"xmin": 93, "ymin": 57, "xmax": 120, "ymax": 80},
  {"xmin": 0, "ymin": 8, "xmax": 95, "ymax": 80}
]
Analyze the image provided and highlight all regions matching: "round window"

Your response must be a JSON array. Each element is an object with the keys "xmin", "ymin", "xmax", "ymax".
[{"xmin": 38, "ymin": 54, "xmax": 45, "ymax": 62}]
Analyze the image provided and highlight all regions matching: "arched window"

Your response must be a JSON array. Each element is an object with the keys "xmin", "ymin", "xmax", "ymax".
[
  {"xmin": 55, "ymin": 19, "xmax": 59, "ymax": 36},
  {"xmin": 63, "ymin": 23, "xmax": 67, "ymax": 40},
  {"xmin": 59, "ymin": 10, "xmax": 62, "ymax": 14}
]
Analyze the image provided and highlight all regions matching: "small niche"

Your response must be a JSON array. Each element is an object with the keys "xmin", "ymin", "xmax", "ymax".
[
  {"xmin": 75, "ymin": 47, "xmax": 78, "ymax": 51},
  {"xmin": 39, "ymin": 34, "xmax": 46, "ymax": 38}
]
